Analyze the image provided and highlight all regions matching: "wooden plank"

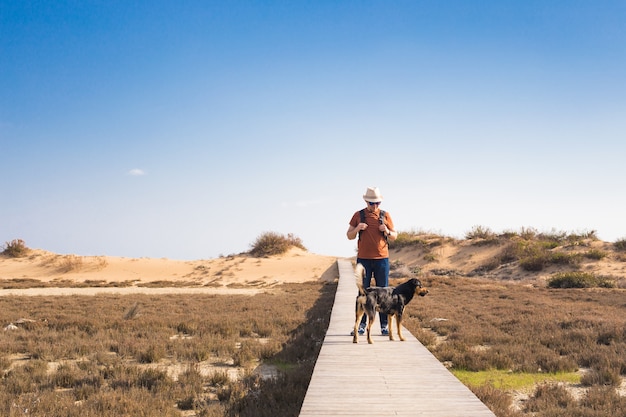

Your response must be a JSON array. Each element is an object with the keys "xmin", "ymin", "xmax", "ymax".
[{"xmin": 299, "ymin": 259, "xmax": 496, "ymax": 417}]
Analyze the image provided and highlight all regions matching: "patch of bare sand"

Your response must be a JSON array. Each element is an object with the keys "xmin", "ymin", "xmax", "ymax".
[{"xmin": 0, "ymin": 247, "xmax": 339, "ymax": 296}]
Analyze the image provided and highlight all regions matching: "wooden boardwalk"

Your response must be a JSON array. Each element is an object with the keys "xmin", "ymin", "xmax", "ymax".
[{"xmin": 299, "ymin": 259, "xmax": 496, "ymax": 417}]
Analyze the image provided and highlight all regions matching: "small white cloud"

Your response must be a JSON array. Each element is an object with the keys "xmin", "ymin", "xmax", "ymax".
[{"xmin": 128, "ymin": 168, "xmax": 146, "ymax": 176}]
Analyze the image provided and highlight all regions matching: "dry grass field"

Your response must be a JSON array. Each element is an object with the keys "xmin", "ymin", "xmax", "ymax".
[
  {"xmin": 0, "ymin": 283, "xmax": 336, "ymax": 417},
  {"xmin": 392, "ymin": 228, "xmax": 626, "ymax": 417},
  {"xmin": 2, "ymin": 229, "xmax": 626, "ymax": 417},
  {"xmin": 402, "ymin": 276, "xmax": 626, "ymax": 416}
]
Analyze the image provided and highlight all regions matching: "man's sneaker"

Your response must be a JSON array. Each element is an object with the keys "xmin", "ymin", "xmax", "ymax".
[
  {"xmin": 381, "ymin": 327, "xmax": 389, "ymax": 336},
  {"xmin": 351, "ymin": 324, "xmax": 366, "ymax": 336}
]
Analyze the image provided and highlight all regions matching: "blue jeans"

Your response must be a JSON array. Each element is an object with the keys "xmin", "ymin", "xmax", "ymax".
[{"xmin": 357, "ymin": 258, "xmax": 389, "ymax": 329}]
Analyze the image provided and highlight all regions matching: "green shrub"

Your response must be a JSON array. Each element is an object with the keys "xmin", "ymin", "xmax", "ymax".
[
  {"xmin": 2, "ymin": 238, "xmax": 29, "ymax": 258},
  {"xmin": 519, "ymin": 255, "xmax": 547, "ymax": 272},
  {"xmin": 249, "ymin": 232, "xmax": 306, "ymax": 257},
  {"xmin": 516, "ymin": 241, "xmax": 581, "ymax": 272},
  {"xmin": 547, "ymin": 272, "xmax": 615, "ymax": 289},
  {"xmin": 391, "ymin": 231, "xmax": 427, "ymax": 248},
  {"xmin": 584, "ymin": 249, "xmax": 608, "ymax": 260},
  {"xmin": 540, "ymin": 241, "xmax": 560, "ymax": 249},
  {"xmin": 548, "ymin": 251, "xmax": 581, "ymax": 265}
]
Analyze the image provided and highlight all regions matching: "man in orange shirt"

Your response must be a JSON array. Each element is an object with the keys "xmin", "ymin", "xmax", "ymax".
[{"xmin": 347, "ymin": 187, "xmax": 397, "ymax": 336}]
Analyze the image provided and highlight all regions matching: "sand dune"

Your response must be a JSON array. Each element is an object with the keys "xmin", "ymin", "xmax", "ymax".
[
  {"xmin": 3, "ymin": 235, "xmax": 626, "ymax": 297},
  {"xmin": 0, "ymin": 247, "xmax": 340, "ymax": 296},
  {"xmin": 391, "ymin": 236, "xmax": 626, "ymax": 283}
]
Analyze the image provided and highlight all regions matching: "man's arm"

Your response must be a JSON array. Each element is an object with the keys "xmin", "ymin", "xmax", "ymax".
[
  {"xmin": 347, "ymin": 223, "xmax": 367, "ymax": 240},
  {"xmin": 379, "ymin": 223, "xmax": 397, "ymax": 241}
]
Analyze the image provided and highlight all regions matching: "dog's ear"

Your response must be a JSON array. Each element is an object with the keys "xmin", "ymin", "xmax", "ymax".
[{"xmin": 410, "ymin": 278, "xmax": 423, "ymax": 287}]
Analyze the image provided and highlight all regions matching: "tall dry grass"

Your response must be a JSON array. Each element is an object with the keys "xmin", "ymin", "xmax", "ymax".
[
  {"xmin": 399, "ymin": 272, "xmax": 626, "ymax": 417},
  {"xmin": 0, "ymin": 281, "xmax": 336, "ymax": 417}
]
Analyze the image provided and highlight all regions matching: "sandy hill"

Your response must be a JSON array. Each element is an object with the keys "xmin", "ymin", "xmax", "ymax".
[
  {"xmin": 2, "ymin": 234, "xmax": 626, "ymax": 294},
  {"xmin": 389, "ymin": 234, "xmax": 626, "ymax": 285},
  {"xmin": 0, "ymin": 247, "xmax": 338, "ymax": 294}
]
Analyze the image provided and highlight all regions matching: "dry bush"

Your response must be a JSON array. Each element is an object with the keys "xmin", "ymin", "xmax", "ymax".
[
  {"xmin": 466, "ymin": 225, "xmax": 497, "ymax": 240},
  {"xmin": 472, "ymin": 385, "xmax": 522, "ymax": 417},
  {"xmin": 249, "ymin": 232, "xmax": 306, "ymax": 257},
  {"xmin": 0, "ymin": 278, "xmax": 46, "ymax": 289},
  {"xmin": 466, "ymin": 225, "xmax": 501, "ymax": 245},
  {"xmin": 580, "ymin": 386, "xmax": 626, "ymax": 413},
  {"xmin": 580, "ymin": 367, "xmax": 621, "ymax": 387},
  {"xmin": 138, "ymin": 280, "xmax": 201, "ymax": 288},
  {"xmin": 524, "ymin": 383, "xmax": 576, "ymax": 413},
  {"xmin": 518, "ymin": 227, "xmax": 537, "ymax": 240},
  {"xmin": 2, "ymin": 238, "xmax": 29, "ymax": 257},
  {"xmin": 0, "ymin": 278, "xmax": 135, "ymax": 290},
  {"xmin": 614, "ymin": 238, "xmax": 626, "ymax": 251}
]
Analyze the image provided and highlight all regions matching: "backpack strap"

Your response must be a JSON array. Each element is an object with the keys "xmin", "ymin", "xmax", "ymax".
[
  {"xmin": 358, "ymin": 209, "xmax": 366, "ymax": 240},
  {"xmin": 358, "ymin": 209, "xmax": 387, "ymax": 244}
]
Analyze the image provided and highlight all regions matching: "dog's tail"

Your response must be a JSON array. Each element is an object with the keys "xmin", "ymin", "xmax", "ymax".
[{"xmin": 355, "ymin": 263, "xmax": 366, "ymax": 295}]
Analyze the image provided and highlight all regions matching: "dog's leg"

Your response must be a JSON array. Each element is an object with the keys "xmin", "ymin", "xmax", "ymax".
[
  {"xmin": 353, "ymin": 313, "xmax": 364, "ymax": 344},
  {"xmin": 366, "ymin": 313, "xmax": 375, "ymax": 344},
  {"xmin": 387, "ymin": 314, "xmax": 395, "ymax": 341},
  {"xmin": 397, "ymin": 312, "xmax": 405, "ymax": 341},
  {"xmin": 353, "ymin": 300, "xmax": 365, "ymax": 343}
]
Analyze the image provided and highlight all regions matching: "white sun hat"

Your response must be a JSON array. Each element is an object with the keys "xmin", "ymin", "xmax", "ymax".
[{"xmin": 362, "ymin": 187, "xmax": 383, "ymax": 203}]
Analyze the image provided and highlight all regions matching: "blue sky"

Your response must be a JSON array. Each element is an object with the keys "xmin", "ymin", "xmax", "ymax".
[{"xmin": 2, "ymin": 1, "xmax": 625, "ymax": 260}]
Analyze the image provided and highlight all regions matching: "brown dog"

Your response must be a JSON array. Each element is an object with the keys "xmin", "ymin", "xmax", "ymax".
[{"xmin": 352, "ymin": 263, "xmax": 428, "ymax": 344}]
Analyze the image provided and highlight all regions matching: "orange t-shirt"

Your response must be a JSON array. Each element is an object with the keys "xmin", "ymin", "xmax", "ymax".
[{"xmin": 349, "ymin": 208, "xmax": 394, "ymax": 259}]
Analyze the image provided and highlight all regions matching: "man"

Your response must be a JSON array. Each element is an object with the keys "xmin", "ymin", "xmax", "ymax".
[{"xmin": 347, "ymin": 186, "xmax": 397, "ymax": 335}]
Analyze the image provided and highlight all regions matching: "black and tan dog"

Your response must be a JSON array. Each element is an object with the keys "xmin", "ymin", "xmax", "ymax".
[{"xmin": 352, "ymin": 263, "xmax": 428, "ymax": 344}]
